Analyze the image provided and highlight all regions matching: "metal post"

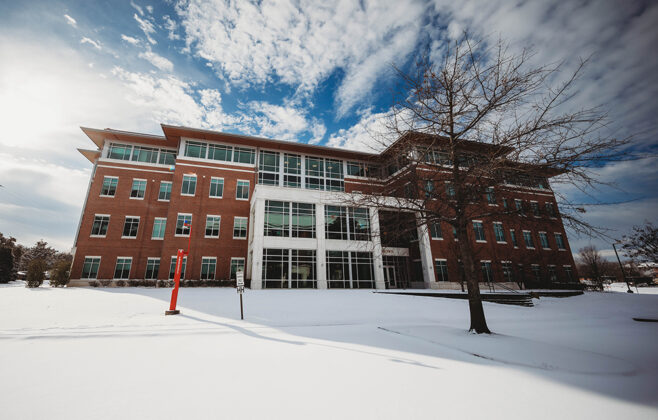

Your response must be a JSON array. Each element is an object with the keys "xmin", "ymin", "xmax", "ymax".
[
  {"xmin": 239, "ymin": 293, "xmax": 244, "ymax": 320},
  {"xmin": 612, "ymin": 242, "xmax": 633, "ymax": 293}
]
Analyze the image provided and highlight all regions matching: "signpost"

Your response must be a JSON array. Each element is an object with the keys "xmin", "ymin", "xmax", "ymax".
[{"xmin": 236, "ymin": 270, "xmax": 244, "ymax": 320}]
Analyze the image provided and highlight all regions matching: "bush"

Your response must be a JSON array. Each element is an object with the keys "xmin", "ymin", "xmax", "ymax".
[
  {"xmin": 99, "ymin": 279, "xmax": 112, "ymax": 287},
  {"xmin": 0, "ymin": 247, "xmax": 14, "ymax": 284},
  {"xmin": 157, "ymin": 279, "xmax": 174, "ymax": 288},
  {"xmin": 25, "ymin": 259, "xmax": 47, "ymax": 288},
  {"xmin": 115, "ymin": 280, "xmax": 126, "ymax": 287},
  {"xmin": 88, "ymin": 280, "xmax": 100, "ymax": 287},
  {"xmin": 49, "ymin": 260, "xmax": 70, "ymax": 287}
]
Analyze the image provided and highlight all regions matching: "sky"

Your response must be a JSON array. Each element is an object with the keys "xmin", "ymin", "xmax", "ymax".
[{"xmin": 0, "ymin": 0, "xmax": 656, "ymax": 260}]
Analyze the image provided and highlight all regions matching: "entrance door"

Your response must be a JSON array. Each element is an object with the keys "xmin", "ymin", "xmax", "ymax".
[{"xmin": 384, "ymin": 265, "xmax": 397, "ymax": 288}]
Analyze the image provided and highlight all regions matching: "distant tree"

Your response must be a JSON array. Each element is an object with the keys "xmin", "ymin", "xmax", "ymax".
[
  {"xmin": 25, "ymin": 259, "xmax": 47, "ymax": 288},
  {"xmin": 49, "ymin": 260, "xmax": 71, "ymax": 287},
  {"xmin": 577, "ymin": 246, "xmax": 614, "ymax": 287},
  {"xmin": 19, "ymin": 240, "xmax": 58, "ymax": 271},
  {"xmin": 621, "ymin": 221, "xmax": 658, "ymax": 263},
  {"xmin": 0, "ymin": 247, "xmax": 14, "ymax": 283}
]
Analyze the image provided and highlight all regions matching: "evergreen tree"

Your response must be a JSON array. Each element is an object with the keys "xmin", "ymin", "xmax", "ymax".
[
  {"xmin": 26, "ymin": 259, "xmax": 46, "ymax": 288},
  {"xmin": 0, "ymin": 247, "xmax": 14, "ymax": 283}
]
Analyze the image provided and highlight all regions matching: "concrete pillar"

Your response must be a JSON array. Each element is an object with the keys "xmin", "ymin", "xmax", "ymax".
[
  {"xmin": 416, "ymin": 213, "xmax": 437, "ymax": 289},
  {"xmin": 371, "ymin": 208, "xmax": 386, "ymax": 289},
  {"xmin": 250, "ymin": 198, "xmax": 265, "ymax": 289},
  {"xmin": 316, "ymin": 203, "xmax": 327, "ymax": 289}
]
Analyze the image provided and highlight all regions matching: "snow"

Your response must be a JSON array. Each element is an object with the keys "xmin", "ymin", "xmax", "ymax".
[
  {"xmin": 605, "ymin": 282, "xmax": 658, "ymax": 294},
  {"xmin": 1, "ymin": 282, "xmax": 657, "ymax": 419}
]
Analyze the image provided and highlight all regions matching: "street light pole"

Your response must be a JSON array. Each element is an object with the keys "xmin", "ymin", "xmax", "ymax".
[{"xmin": 612, "ymin": 242, "xmax": 633, "ymax": 293}]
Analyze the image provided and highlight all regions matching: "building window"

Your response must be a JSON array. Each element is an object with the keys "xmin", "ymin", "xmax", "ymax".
[
  {"xmin": 539, "ymin": 232, "xmax": 550, "ymax": 249},
  {"xmin": 435, "ymin": 259, "xmax": 448, "ymax": 282},
  {"xmin": 424, "ymin": 180, "xmax": 434, "ymax": 198},
  {"xmin": 515, "ymin": 199, "xmax": 525, "ymax": 216},
  {"xmin": 91, "ymin": 215, "xmax": 110, "ymax": 237},
  {"xmin": 184, "ymin": 140, "xmax": 207, "ymax": 158},
  {"xmin": 230, "ymin": 258, "xmax": 245, "ymax": 280},
  {"xmin": 351, "ymin": 252, "xmax": 375, "ymax": 288},
  {"xmin": 81, "ymin": 257, "xmax": 100, "ymax": 279},
  {"xmin": 304, "ymin": 156, "xmax": 344, "ymax": 191},
  {"xmin": 108, "ymin": 143, "xmax": 132, "ymax": 160},
  {"xmin": 481, "ymin": 261, "xmax": 493, "ymax": 282},
  {"xmin": 502, "ymin": 262, "xmax": 513, "ymax": 282},
  {"xmin": 531, "ymin": 201, "xmax": 540, "ymax": 217},
  {"xmin": 523, "ymin": 230, "xmax": 535, "ymax": 249},
  {"xmin": 292, "ymin": 203, "xmax": 315, "ymax": 238},
  {"xmin": 208, "ymin": 144, "xmax": 232, "ymax": 162},
  {"xmin": 264, "ymin": 200, "xmax": 289, "ymax": 237},
  {"xmin": 493, "ymin": 222, "xmax": 505, "ymax": 243},
  {"xmin": 325, "ymin": 205, "xmax": 348, "ymax": 240},
  {"xmin": 262, "ymin": 249, "xmax": 287, "ymax": 288},
  {"xmin": 181, "ymin": 175, "xmax": 196, "ymax": 196},
  {"xmin": 502, "ymin": 198, "xmax": 508, "ymax": 209},
  {"xmin": 510, "ymin": 229, "xmax": 518, "ymax": 247},
  {"xmin": 531, "ymin": 265, "xmax": 541, "ymax": 283},
  {"xmin": 145, "ymin": 258, "xmax": 160, "ymax": 280},
  {"xmin": 122, "ymin": 217, "xmax": 139, "ymax": 238},
  {"xmin": 175, "ymin": 214, "xmax": 192, "ymax": 236},
  {"xmin": 258, "ymin": 150, "xmax": 280, "ymax": 185},
  {"xmin": 564, "ymin": 265, "xmax": 574, "ymax": 282},
  {"xmin": 233, "ymin": 146, "xmax": 255, "ymax": 164},
  {"xmin": 473, "ymin": 221, "xmax": 486, "ymax": 242},
  {"xmin": 200, "ymin": 257, "xmax": 216, "ymax": 280},
  {"xmin": 554, "ymin": 233, "xmax": 566, "ymax": 250},
  {"xmin": 347, "ymin": 161, "xmax": 378, "ymax": 178},
  {"xmin": 152, "ymin": 217, "xmax": 167, "ymax": 240},
  {"xmin": 349, "ymin": 207, "xmax": 370, "ymax": 241},
  {"xmin": 325, "ymin": 251, "xmax": 375, "ymax": 289},
  {"xmin": 445, "ymin": 182, "xmax": 455, "ymax": 198},
  {"xmin": 486, "ymin": 187, "xmax": 496, "ymax": 204},
  {"xmin": 130, "ymin": 179, "xmax": 147, "ymax": 199},
  {"xmin": 545, "ymin": 202, "xmax": 557, "ymax": 217},
  {"xmin": 284, "ymin": 153, "xmax": 301, "ymax": 188},
  {"xmin": 100, "ymin": 176, "xmax": 118, "ymax": 197},
  {"xmin": 114, "ymin": 257, "xmax": 132, "ymax": 279},
  {"xmin": 205, "ymin": 215, "xmax": 221, "ymax": 238},
  {"xmin": 209, "ymin": 177, "xmax": 224, "ymax": 198},
  {"xmin": 430, "ymin": 223, "xmax": 443, "ymax": 240},
  {"xmin": 159, "ymin": 150, "xmax": 176, "ymax": 165},
  {"xmin": 547, "ymin": 265, "xmax": 557, "ymax": 282},
  {"xmin": 326, "ymin": 251, "xmax": 350, "ymax": 289},
  {"xmin": 233, "ymin": 217, "xmax": 248, "ymax": 239},
  {"xmin": 236, "ymin": 180, "xmax": 250, "ymax": 200},
  {"xmin": 169, "ymin": 256, "xmax": 187, "ymax": 280},
  {"xmin": 305, "ymin": 156, "xmax": 324, "ymax": 190},
  {"xmin": 291, "ymin": 250, "xmax": 316, "ymax": 288},
  {"xmin": 158, "ymin": 181, "xmax": 172, "ymax": 201},
  {"xmin": 132, "ymin": 146, "xmax": 159, "ymax": 163}
]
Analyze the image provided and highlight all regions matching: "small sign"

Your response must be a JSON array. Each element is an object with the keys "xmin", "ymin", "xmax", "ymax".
[{"xmin": 236, "ymin": 270, "xmax": 244, "ymax": 287}]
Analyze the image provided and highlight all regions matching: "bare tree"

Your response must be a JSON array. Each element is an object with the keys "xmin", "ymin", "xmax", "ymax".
[
  {"xmin": 345, "ymin": 36, "xmax": 628, "ymax": 333},
  {"xmin": 621, "ymin": 221, "xmax": 658, "ymax": 263},
  {"xmin": 577, "ymin": 245, "xmax": 614, "ymax": 288}
]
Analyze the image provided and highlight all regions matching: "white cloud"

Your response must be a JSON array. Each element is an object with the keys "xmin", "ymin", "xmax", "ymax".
[
  {"xmin": 146, "ymin": 5, "xmax": 154, "ymax": 14},
  {"xmin": 138, "ymin": 49, "xmax": 174, "ymax": 71},
  {"xmin": 162, "ymin": 15, "xmax": 180, "ymax": 40},
  {"xmin": 63, "ymin": 14, "xmax": 77, "ymax": 28},
  {"xmin": 130, "ymin": 1, "xmax": 144, "ymax": 16},
  {"xmin": 80, "ymin": 37, "xmax": 102, "ymax": 50},
  {"xmin": 121, "ymin": 34, "xmax": 140, "ymax": 45},
  {"xmin": 176, "ymin": 0, "xmax": 427, "ymax": 116},
  {"xmin": 134, "ymin": 13, "xmax": 157, "ymax": 44},
  {"xmin": 327, "ymin": 108, "xmax": 394, "ymax": 153}
]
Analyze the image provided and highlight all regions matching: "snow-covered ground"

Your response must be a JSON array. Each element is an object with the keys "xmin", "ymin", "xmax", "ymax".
[
  {"xmin": 1, "ymin": 282, "xmax": 657, "ymax": 419},
  {"xmin": 605, "ymin": 282, "xmax": 658, "ymax": 294}
]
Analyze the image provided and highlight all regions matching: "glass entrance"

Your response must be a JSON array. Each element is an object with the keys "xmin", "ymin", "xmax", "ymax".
[{"xmin": 384, "ymin": 265, "xmax": 397, "ymax": 288}]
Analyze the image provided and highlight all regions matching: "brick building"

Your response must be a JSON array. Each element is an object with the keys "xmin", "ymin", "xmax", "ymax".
[{"xmin": 70, "ymin": 125, "xmax": 576, "ymax": 289}]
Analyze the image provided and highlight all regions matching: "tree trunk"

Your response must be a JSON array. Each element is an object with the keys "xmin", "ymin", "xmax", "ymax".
[{"xmin": 456, "ymin": 224, "xmax": 491, "ymax": 334}]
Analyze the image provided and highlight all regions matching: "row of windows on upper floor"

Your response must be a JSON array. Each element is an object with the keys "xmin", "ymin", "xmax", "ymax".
[
  {"xmin": 100, "ymin": 176, "xmax": 250, "ymax": 201},
  {"xmin": 107, "ymin": 143, "xmax": 177, "ymax": 165},
  {"xmin": 80, "ymin": 255, "xmax": 245, "ymax": 281},
  {"xmin": 429, "ymin": 220, "xmax": 567, "ymax": 251}
]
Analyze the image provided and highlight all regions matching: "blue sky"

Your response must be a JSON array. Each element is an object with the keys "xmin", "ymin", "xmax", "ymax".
[{"xmin": 0, "ymin": 0, "xmax": 656, "ymax": 259}]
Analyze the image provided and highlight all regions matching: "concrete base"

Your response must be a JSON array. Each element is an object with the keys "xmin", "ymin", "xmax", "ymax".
[{"xmin": 165, "ymin": 310, "xmax": 180, "ymax": 315}]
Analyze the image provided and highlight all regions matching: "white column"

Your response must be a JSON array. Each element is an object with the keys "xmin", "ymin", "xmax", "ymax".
[
  {"xmin": 416, "ymin": 213, "xmax": 437, "ymax": 289},
  {"xmin": 316, "ymin": 203, "xmax": 327, "ymax": 289},
  {"xmin": 250, "ymin": 198, "xmax": 265, "ymax": 289},
  {"xmin": 371, "ymin": 208, "xmax": 386, "ymax": 289}
]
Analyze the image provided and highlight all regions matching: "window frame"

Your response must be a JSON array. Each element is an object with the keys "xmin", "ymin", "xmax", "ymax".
[
  {"xmin": 175, "ymin": 213, "xmax": 193, "ymax": 237},
  {"xmin": 205, "ymin": 215, "xmax": 221, "ymax": 238},
  {"xmin": 236, "ymin": 180, "xmax": 250, "ymax": 201},
  {"xmin": 81, "ymin": 256, "xmax": 101, "ymax": 279},
  {"xmin": 145, "ymin": 257, "xmax": 160, "ymax": 280},
  {"xmin": 200, "ymin": 257, "xmax": 217, "ymax": 280},
  {"xmin": 90, "ymin": 214, "xmax": 110, "ymax": 237},
  {"xmin": 114, "ymin": 256, "xmax": 132, "ymax": 280},
  {"xmin": 121, "ymin": 216, "xmax": 140, "ymax": 239},
  {"xmin": 129, "ymin": 178, "xmax": 147, "ymax": 200},
  {"xmin": 233, "ymin": 216, "xmax": 248, "ymax": 239},
  {"xmin": 100, "ymin": 176, "xmax": 119, "ymax": 197},
  {"xmin": 181, "ymin": 174, "xmax": 197, "ymax": 196},
  {"xmin": 209, "ymin": 177, "xmax": 224, "ymax": 199},
  {"xmin": 151, "ymin": 217, "xmax": 167, "ymax": 240},
  {"xmin": 158, "ymin": 181, "xmax": 172, "ymax": 201},
  {"xmin": 472, "ymin": 220, "xmax": 486, "ymax": 243}
]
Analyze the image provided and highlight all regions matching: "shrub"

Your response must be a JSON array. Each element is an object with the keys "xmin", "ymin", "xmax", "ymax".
[
  {"xmin": 0, "ymin": 247, "xmax": 14, "ymax": 284},
  {"xmin": 25, "ymin": 259, "xmax": 47, "ymax": 288},
  {"xmin": 88, "ymin": 280, "xmax": 100, "ymax": 287},
  {"xmin": 99, "ymin": 279, "xmax": 112, "ymax": 287},
  {"xmin": 49, "ymin": 260, "xmax": 70, "ymax": 287},
  {"xmin": 115, "ymin": 280, "xmax": 126, "ymax": 287}
]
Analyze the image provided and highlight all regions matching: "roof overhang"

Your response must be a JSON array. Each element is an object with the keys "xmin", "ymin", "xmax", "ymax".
[
  {"xmin": 80, "ymin": 126, "xmax": 176, "ymax": 149},
  {"xmin": 77, "ymin": 148, "xmax": 101, "ymax": 163}
]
